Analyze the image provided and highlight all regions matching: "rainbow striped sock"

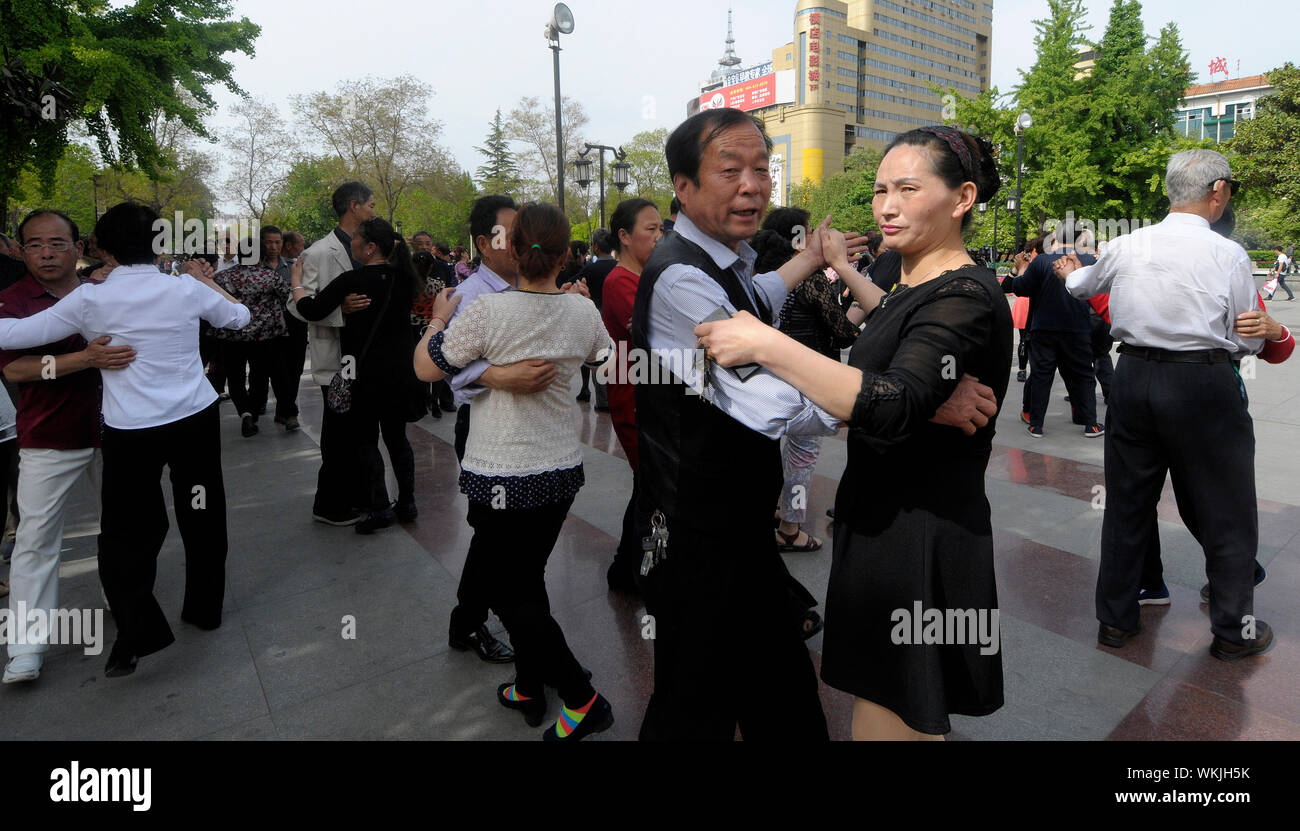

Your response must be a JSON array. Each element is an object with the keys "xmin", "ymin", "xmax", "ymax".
[
  {"xmin": 553, "ymin": 693, "xmax": 598, "ymax": 738},
  {"xmin": 502, "ymin": 684, "xmax": 532, "ymax": 702}
]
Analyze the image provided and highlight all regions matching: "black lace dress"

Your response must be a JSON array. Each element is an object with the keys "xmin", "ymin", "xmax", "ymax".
[{"xmin": 820, "ymin": 264, "xmax": 1013, "ymax": 734}]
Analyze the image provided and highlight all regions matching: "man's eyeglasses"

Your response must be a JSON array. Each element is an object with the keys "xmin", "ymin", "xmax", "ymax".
[
  {"xmin": 21, "ymin": 241, "xmax": 74, "ymax": 253},
  {"xmin": 1209, "ymin": 178, "xmax": 1242, "ymax": 197}
]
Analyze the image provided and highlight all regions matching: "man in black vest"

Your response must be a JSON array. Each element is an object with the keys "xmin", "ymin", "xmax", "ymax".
[{"xmin": 632, "ymin": 110, "xmax": 994, "ymax": 740}]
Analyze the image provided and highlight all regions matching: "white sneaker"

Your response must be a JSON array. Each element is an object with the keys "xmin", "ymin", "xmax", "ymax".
[{"xmin": 3, "ymin": 654, "xmax": 42, "ymax": 683}]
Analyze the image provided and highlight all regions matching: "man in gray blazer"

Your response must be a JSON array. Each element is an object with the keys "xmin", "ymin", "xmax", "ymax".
[{"xmin": 289, "ymin": 181, "xmax": 375, "ymax": 525}]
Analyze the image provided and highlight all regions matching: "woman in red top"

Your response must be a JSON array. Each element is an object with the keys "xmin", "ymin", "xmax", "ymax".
[{"xmin": 600, "ymin": 197, "xmax": 662, "ymax": 593}]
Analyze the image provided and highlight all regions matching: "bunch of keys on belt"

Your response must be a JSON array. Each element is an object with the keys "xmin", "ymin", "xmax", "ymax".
[{"xmin": 640, "ymin": 510, "xmax": 669, "ymax": 576}]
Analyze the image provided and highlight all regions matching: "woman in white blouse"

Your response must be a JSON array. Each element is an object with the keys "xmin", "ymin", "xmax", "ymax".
[{"xmin": 415, "ymin": 203, "xmax": 614, "ymax": 741}]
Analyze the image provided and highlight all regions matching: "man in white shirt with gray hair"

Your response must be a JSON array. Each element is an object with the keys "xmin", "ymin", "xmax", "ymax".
[{"xmin": 1054, "ymin": 148, "xmax": 1271, "ymax": 661}]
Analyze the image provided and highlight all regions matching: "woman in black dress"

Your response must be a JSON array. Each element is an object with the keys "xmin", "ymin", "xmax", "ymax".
[
  {"xmin": 290, "ymin": 217, "xmax": 422, "ymax": 534},
  {"xmin": 696, "ymin": 126, "xmax": 1012, "ymax": 739}
]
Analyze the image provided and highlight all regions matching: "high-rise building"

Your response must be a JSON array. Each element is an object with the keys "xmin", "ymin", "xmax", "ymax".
[{"xmin": 695, "ymin": 1, "xmax": 993, "ymax": 205}]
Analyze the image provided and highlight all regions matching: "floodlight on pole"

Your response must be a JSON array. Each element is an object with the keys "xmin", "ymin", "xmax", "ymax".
[{"xmin": 545, "ymin": 4, "xmax": 574, "ymax": 210}]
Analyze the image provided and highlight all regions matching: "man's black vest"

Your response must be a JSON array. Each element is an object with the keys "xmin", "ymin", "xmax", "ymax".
[{"xmin": 630, "ymin": 231, "xmax": 782, "ymax": 531}]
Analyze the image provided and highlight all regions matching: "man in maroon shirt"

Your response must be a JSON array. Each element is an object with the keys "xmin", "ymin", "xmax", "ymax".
[{"xmin": 0, "ymin": 210, "xmax": 135, "ymax": 684}]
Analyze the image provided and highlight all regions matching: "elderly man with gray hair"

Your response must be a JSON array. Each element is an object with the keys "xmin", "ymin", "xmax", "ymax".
[{"xmin": 1054, "ymin": 149, "xmax": 1270, "ymax": 661}]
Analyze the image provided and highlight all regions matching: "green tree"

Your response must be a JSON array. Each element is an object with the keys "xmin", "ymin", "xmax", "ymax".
[
  {"xmin": 222, "ymin": 95, "xmax": 295, "ymax": 221},
  {"xmin": 1226, "ymin": 63, "xmax": 1300, "ymax": 243},
  {"xmin": 291, "ymin": 75, "xmax": 456, "ymax": 223},
  {"xmin": 263, "ymin": 155, "xmax": 352, "ymax": 242},
  {"xmin": 474, "ymin": 108, "xmax": 520, "ymax": 194},
  {"xmin": 953, "ymin": 0, "xmax": 1194, "ymax": 245},
  {"xmin": 394, "ymin": 170, "xmax": 478, "ymax": 250},
  {"xmin": 619, "ymin": 128, "xmax": 673, "ymax": 212},
  {"xmin": 507, "ymin": 94, "xmax": 588, "ymax": 206},
  {"xmin": 0, "ymin": 0, "xmax": 258, "ymax": 219},
  {"xmin": 788, "ymin": 146, "xmax": 882, "ymax": 234}
]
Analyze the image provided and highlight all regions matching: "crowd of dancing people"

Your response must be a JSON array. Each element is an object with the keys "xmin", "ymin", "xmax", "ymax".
[{"xmin": 0, "ymin": 107, "xmax": 1289, "ymax": 741}]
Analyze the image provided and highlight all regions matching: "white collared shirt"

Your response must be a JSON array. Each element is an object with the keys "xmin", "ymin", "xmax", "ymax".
[
  {"xmin": 1066, "ymin": 212, "xmax": 1263, "ymax": 356},
  {"xmin": 0, "ymin": 264, "xmax": 249, "ymax": 429},
  {"xmin": 446, "ymin": 262, "xmax": 512, "ymax": 408},
  {"xmin": 647, "ymin": 212, "xmax": 840, "ymax": 439}
]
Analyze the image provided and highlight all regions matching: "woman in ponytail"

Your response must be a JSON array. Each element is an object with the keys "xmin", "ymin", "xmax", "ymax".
[
  {"xmin": 290, "ymin": 216, "xmax": 421, "ymax": 534},
  {"xmin": 697, "ymin": 126, "xmax": 1012, "ymax": 740},
  {"xmin": 414, "ymin": 202, "xmax": 616, "ymax": 741}
]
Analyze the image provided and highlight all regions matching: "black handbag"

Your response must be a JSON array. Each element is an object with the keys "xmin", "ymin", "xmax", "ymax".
[{"xmin": 326, "ymin": 278, "xmax": 392, "ymax": 414}]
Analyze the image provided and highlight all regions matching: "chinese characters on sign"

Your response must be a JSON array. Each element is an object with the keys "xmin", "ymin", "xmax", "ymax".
[
  {"xmin": 809, "ymin": 12, "xmax": 821, "ymax": 93},
  {"xmin": 723, "ymin": 62, "xmax": 772, "ymax": 88},
  {"xmin": 1209, "ymin": 57, "xmax": 1228, "ymax": 77}
]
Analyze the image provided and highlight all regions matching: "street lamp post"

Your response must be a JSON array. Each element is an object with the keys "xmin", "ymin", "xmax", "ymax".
[
  {"xmin": 544, "ymin": 4, "xmax": 575, "ymax": 211},
  {"xmin": 573, "ymin": 143, "xmax": 629, "ymax": 228},
  {"xmin": 1013, "ymin": 111, "xmax": 1032, "ymax": 250}
]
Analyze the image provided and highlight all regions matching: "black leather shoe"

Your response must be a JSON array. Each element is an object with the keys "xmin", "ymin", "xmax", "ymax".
[
  {"xmin": 395, "ymin": 502, "xmax": 418, "ymax": 523},
  {"xmin": 104, "ymin": 643, "xmax": 138, "ymax": 678},
  {"xmin": 1098, "ymin": 622, "xmax": 1141, "ymax": 648},
  {"xmin": 542, "ymin": 693, "xmax": 614, "ymax": 742},
  {"xmin": 450, "ymin": 625, "xmax": 515, "ymax": 663},
  {"xmin": 498, "ymin": 682, "xmax": 547, "ymax": 727},
  {"xmin": 355, "ymin": 507, "xmax": 396, "ymax": 535},
  {"xmin": 1210, "ymin": 621, "xmax": 1274, "ymax": 661}
]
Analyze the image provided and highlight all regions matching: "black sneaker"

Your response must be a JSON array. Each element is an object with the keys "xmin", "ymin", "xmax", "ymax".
[
  {"xmin": 240, "ymin": 414, "xmax": 259, "ymax": 437},
  {"xmin": 1083, "ymin": 423, "xmax": 1104, "ymax": 438},
  {"xmin": 1016, "ymin": 370, "xmax": 1027, "ymax": 382},
  {"xmin": 355, "ymin": 507, "xmax": 396, "ymax": 535}
]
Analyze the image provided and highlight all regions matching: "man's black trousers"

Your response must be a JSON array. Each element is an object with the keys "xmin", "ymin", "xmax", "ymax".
[
  {"xmin": 449, "ymin": 402, "xmax": 491, "ymax": 638},
  {"xmin": 99, "ymin": 402, "xmax": 227, "ymax": 657},
  {"xmin": 1028, "ymin": 329, "xmax": 1097, "ymax": 428},
  {"xmin": 1097, "ymin": 353, "xmax": 1257, "ymax": 643}
]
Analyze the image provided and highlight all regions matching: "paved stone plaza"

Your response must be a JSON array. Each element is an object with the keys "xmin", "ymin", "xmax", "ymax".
[{"xmin": 2, "ymin": 287, "xmax": 1298, "ymax": 741}]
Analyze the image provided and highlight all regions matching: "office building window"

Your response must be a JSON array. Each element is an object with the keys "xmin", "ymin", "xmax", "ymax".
[
  {"xmin": 874, "ymin": 26, "xmax": 975, "ymax": 63},
  {"xmin": 877, "ymin": 0, "xmax": 977, "ymax": 33},
  {"xmin": 875, "ymin": 14, "xmax": 975, "ymax": 53},
  {"xmin": 862, "ymin": 42, "xmax": 979, "ymax": 81}
]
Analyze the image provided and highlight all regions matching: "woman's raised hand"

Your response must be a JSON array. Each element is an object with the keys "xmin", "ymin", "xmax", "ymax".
[
  {"xmin": 694, "ymin": 310, "xmax": 775, "ymax": 367},
  {"xmin": 431, "ymin": 287, "xmax": 461, "ymax": 324}
]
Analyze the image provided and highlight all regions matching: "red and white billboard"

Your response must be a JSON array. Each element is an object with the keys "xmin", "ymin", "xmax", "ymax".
[{"xmin": 699, "ymin": 70, "xmax": 794, "ymax": 113}]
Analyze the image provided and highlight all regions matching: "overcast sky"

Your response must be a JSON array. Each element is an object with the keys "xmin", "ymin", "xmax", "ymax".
[{"xmin": 202, "ymin": 0, "xmax": 1293, "ymax": 208}]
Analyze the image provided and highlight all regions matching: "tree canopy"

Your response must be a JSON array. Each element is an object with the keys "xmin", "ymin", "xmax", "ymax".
[{"xmin": 0, "ymin": 0, "xmax": 258, "ymax": 219}]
